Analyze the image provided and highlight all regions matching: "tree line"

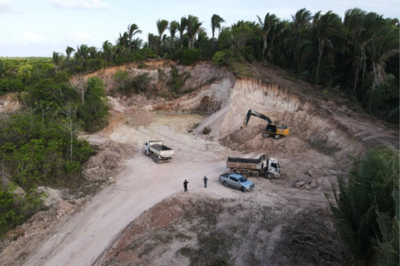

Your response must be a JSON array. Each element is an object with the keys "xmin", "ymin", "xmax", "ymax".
[{"xmin": 43, "ymin": 8, "xmax": 400, "ymax": 120}]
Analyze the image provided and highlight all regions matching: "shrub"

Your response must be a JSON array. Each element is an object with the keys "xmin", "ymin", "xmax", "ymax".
[{"xmin": 182, "ymin": 49, "xmax": 199, "ymax": 65}]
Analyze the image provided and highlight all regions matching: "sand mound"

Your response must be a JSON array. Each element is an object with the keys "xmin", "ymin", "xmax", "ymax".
[{"xmin": 82, "ymin": 142, "xmax": 137, "ymax": 181}]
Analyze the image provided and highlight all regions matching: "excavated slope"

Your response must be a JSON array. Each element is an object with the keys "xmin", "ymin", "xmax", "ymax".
[{"xmin": 71, "ymin": 60, "xmax": 398, "ymax": 160}]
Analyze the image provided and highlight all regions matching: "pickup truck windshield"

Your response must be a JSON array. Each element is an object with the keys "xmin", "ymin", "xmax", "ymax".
[{"xmin": 239, "ymin": 177, "xmax": 247, "ymax": 182}]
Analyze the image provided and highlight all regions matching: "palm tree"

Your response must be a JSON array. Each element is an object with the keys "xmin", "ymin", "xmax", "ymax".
[
  {"xmin": 312, "ymin": 11, "xmax": 344, "ymax": 87},
  {"xmin": 156, "ymin": 19, "xmax": 169, "ymax": 53},
  {"xmin": 328, "ymin": 146, "xmax": 399, "ymax": 265},
  {"xmin": 76, "ymin": 44, "xmax": 89, "ymax": 60},
  {"xmin": 344, "ymin": 9, "xmax": 386, "ymax": 94},
  {"xmin": 116, "ymin": 32, "xmax": 129, "ymax": 48},
  {"xmin": 367, "ymin": 25, "xmax": 399, "ymax": 110},
  {"xmin": 269, "ymin": 20, "xmax": 291, "ymax": 64},
  {"xmin": 131, "ymin": 37, "xmax": 143, "ymax": 51},
  {"xmin": 87, "ymin": 46, "xmax": 97, "ymax": 59},
  {"xmin": 187, "ymin": 15, "xmax": 205, "ymax": 48},
  {"xmin": 127, "ymin": 24, "xmax": 142, "ymax": 51},
  {"xmin": 102, "ymin": 41, "xmax": 114, "ymax": 63},
  {"xmin": 211, "ymin": 14, "xmax": 225, "ymax": 40},
  {"xmin": 65, "ymin": 46, "xmax": 75, "ymax": 61},
  {"xmin": 156, "ymin": 19, "xmax": 169, "ymax": 40},
  {"xmin": 147, "ymin": 33, "xmax": 159, "ymax": 51},
  {"xmin": 52, "ymin": 51, "xmax": 62, "ymax": 73},
  {"xmin": 179, "ymin": 17, "xmax": 188, "ymax": 48},
  {"xmin": 257, "ymin": 13, "xmax": 279, "ymax": 61},
  {"xmin": 169, "ymin": 20, "xmax": 179, "ymax": 48},
  {"xmin": 291, "ymin": 8, "xmax": 312, "ymax": 70}
]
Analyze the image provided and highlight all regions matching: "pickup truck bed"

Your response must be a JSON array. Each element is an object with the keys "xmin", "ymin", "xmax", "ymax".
[{"xmin": 151, "ymin": 144, "xmax": 173, "ymax": 151}]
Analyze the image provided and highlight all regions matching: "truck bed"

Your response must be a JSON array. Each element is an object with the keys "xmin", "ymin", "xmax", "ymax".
[
  {"xmin": 151, "ymin": 144, "xmax": 173, "ymax": 151},
  {"xmin": 227, "ymin": 154, "xmax": 265, "ymax": 163},
  {"xmin": 227, "ymin": 155, "xmax": 265, "ymax": 170},
  {"xmin": 219, "ymin": 173, "xmax": 230, "ymax": 178}
]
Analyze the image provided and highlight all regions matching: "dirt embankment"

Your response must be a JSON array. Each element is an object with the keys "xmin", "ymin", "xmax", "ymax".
[{"xmin": 0, "ymin": 60, "xmax": 398, "ymax": 266}]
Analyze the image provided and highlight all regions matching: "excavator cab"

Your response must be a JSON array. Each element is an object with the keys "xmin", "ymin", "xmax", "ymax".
[{"xmin": 241, "ymin": 109, "xmax": 289, "ymax": 139}]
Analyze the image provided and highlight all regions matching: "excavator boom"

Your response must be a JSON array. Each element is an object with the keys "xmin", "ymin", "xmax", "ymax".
[
  {"xmin": 242, "ymin": 109, "xmax": 272, "ymax": 128},
  {"xmin": 241, "ymin": 109, "xmax": 289, "ymax": 138}
]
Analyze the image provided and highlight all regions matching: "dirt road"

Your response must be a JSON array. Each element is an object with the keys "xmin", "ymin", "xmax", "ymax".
[
  {"xmin": 22, "ymin": 111, "xmax": 334, "ymax": 265},
  {"xmin": 22, "ymin": 115, "xmax": 241, "ymax": 265}
]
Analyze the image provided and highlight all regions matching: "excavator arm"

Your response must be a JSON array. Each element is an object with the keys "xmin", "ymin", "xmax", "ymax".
[
  {"xmin": 241, "ymin": 109, "xmax": 272, "ymax": 129},
  {"xmin": 240, "ymin": 109, "xmax": 289, "ymax": 138}
]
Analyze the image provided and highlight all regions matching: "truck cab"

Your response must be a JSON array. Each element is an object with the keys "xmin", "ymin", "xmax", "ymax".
[{"xmin": 264, "ymin": 158, "xmax": 280, "ymax": 179}]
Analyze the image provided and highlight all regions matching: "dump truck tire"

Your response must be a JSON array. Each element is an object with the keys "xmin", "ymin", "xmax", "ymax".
[{"xmin": 266, "ymin": 172, "xmax": 275, "ymax": 179}]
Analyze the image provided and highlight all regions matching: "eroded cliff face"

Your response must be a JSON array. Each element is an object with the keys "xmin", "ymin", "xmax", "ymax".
[
  {"xmin": 195, "ymin": 77, "xmax": 398, "ymax": 160},
  {"xmin": 73, "ymin": 60, "xmax": 398, "ymax": 160}
]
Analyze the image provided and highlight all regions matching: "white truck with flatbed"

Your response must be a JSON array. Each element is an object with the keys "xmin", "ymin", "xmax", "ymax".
[
  {"xmin": 226, "ymin": 154, "xmax": 280, "ymax": 179},
  {"xmin": 144, "ymin": 140, "xmax": 174, "ymax": 164}
]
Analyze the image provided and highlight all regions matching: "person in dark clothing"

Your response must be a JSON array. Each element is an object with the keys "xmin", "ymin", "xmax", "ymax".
[
  {"xmin": 183, "ymin": 180, "xmax": 188, "ymax": 192},
  {"xmin": 203, "ymin": 176, "xmax": 208, "ymax": 188}
]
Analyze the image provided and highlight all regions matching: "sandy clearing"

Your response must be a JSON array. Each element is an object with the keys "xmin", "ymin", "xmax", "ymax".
[
  {"xmin": 22, "ymin": 115, "xmax": 263, "ymax": 266},
  {"xmin": 23, "ymin": 113, "xmax": 331, "ymax": 266}
]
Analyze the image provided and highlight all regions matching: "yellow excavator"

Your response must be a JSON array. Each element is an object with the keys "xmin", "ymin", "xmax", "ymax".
[{"xmin": 241, "ymin": 109, "xmax": 289, "ymax": 139}]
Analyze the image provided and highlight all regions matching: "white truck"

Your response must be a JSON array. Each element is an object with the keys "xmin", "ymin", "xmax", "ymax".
[
  {"xmin": 144, "ymin": 140, "xmax": 174, "ymax": 164},
  {"xmin": 226, "ymin": 154, "xmax": 280, "ymax": 179}
]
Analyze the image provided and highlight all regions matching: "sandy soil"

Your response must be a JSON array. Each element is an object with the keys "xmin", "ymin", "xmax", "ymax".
[
  {"xmin": 22, "ymin": 113, "xmax": 249, "ymax": 266},
  {"xmin": 19, "ymin": 111, "xmax": 338, "ymax": 266}
]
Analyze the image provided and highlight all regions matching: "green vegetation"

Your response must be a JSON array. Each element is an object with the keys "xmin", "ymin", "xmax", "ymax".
[
  {"xmin": 114, "ymin": 71, "xmax": 153, "ymax": 96},
  {"xmin": 328, "ymin": 146, "xmax": 399, "ymax": 265},
  {"xmin": 167, "ymin": 65, "xmax": 190, "ymax": 93},
  {"xmin": 0, "ymin": 57, "xmax": 108, "ymax": 237}
]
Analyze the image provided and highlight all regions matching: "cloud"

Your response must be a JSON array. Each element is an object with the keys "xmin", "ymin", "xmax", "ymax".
[
  {"xmin": 0, "ymin": 0, "xmax": 14, "ymax": 13},
  {"xmin": 20, "ymin": 31, "xmax": 47, "ymax": 43},
  {"xmin": 48, "ymin": 0, "xmax": 110, "ymax": 10}
]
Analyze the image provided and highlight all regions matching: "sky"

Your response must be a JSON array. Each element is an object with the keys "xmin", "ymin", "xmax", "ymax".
[{"xmin": 1, "ymin": 0, "xmax": 399, "ymax": 57}]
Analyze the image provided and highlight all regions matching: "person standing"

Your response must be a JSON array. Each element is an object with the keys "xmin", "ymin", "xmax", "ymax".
[
  {"xmin": 183, "ymin": 180, "xmax": 189, "ymax": 192},
  {"xmin": 203, "ymin": 176, "xmax": 208, "ymax": 188}
]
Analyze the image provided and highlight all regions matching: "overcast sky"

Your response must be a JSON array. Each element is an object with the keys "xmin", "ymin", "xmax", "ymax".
[{"xmin": 1, "ymin": 0, "xmax": 399, "ymax": 57}]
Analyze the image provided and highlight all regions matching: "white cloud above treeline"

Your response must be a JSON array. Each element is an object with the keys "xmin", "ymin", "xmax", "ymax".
[{"xmin": 47, "ymin": 0, "xmax": 110, "ymax": 10}]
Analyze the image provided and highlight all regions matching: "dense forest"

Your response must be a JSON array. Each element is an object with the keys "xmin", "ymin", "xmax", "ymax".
[{"xmin": 0, "ymin": 7, "xmax": 398, "ymax": 265}]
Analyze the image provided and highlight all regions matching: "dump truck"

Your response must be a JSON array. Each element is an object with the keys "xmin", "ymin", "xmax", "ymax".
[
  {"xmin": 218, "ymin": 173, "xmax": 255, "ymax": 193},
  {"xmin": 226, "ymin": 154, "xmax": 280, "ymax": 179},
  {"xmin": 144, "ymin": 140, "xmax": 174, "ymax": 164}
]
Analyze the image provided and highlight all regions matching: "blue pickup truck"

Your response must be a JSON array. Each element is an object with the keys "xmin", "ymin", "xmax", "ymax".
[{"xmin": 218, "ymin": 173, "xmax": 255, "ymax": 193}]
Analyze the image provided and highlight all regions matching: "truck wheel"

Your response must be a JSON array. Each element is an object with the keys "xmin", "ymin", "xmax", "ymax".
[
  {"xmin": 262, "ymin": 133, "xmax": 270, "ymax": 138},
  {"xmin": 274, "ymin": 135, "xmax": 281, "ymax": 140},
  {"xmin": 241, "ymin": 171, "xmax": 249, "ymax": 178},
  {"xmin": 223, "ymin": 181, "xmax": 229, "ymax": 187},
  {"xmin": 266, "ymin": 172, "xmax": 275, "ymax": 179},
  {"xmin": 241, "ymin": 187, "xmax": 246, "ymax": 193}
]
